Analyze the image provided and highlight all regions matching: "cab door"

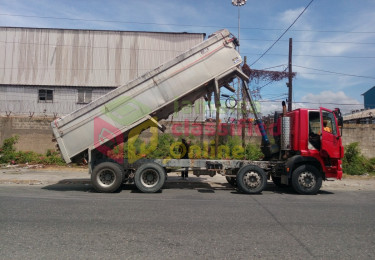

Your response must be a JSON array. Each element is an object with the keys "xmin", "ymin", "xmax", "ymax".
[{"xmin": 320, "ymin": 108, "xmax": 340, "ymax": 159}]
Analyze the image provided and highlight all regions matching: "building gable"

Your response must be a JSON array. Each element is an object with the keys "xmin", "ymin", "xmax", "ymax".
[{"xmin": 362, "ymin": 86, "xmax": 375, "ymax": 109}]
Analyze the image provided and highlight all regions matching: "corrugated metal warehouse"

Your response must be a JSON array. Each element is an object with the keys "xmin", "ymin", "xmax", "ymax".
[
  {"xmin": 0, "ymin": 27, "xmax": 206, "ymax": 153},
  {"xmin": 0, "ymin": 26, "xmax": 205, "ymax": 119}
]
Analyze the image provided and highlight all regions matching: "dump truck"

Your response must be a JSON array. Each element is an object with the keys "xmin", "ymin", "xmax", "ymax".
[{"xmin": 51, "ymin": 29, "xmax": 344, "ymax": 195}]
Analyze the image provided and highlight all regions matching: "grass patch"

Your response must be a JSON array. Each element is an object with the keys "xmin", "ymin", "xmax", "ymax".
[
  {"xmin": 342, "ymin": 142, "xmax": 375, "ymax": 175},
  {"xmin": 0, "ymin": 135, "xmax": 65, "ymax": 165}
]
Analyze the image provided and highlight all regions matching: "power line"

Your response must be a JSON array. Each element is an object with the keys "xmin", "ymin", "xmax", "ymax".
[
  {"xmin": 241, "ymin": 38, "xmax": 375, "ymax": 45},
  {"xmin": 259, "ymin": 64, "xmax": 287, "ymax": 70},
  {"xmin": 250, "ymin": 0, "xmax": 315, "ymax": 66},
  {"xmin": 294, "ymin": 101, "xmax": 363, "ymax": 106},
  {"xmin": 294, "ymin": 65, "xmax": 375, "ymax": 80},
  {"xmin": 294, "ymin": 72, "xmax": 373, "ymax": 77},
  {"xmin": 261, "ymin": 93, "xmax": 288, "ymax": 99},
  {"xmin": 5, "ymin": 36, "xmax": 372, "ymax": 59},
  {"xmin": 244, "ymin": 53, "xmax": 375, "ymax": 59},
  {"xmin": 3, "ymin": 65, "xmax": 372, "ymax": 80},
  {"xmin": 258, "ymin": 66, "xmax": 289, "ymax": 90},
  {"xmin": 258, "ymin": 100, "xmax": 363, "ymax": 106},
  {"xmin": 1, "ymin": 12, "xmax": 375, "ymax": 34}
]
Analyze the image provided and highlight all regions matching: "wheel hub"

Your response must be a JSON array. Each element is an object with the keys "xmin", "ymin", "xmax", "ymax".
[
  {"xmin": 98, "ymin": 170, "xmax": 115, "ymax": 186},
  {"xmin": 141, "ymin": 170, "xmax": 159, "ymax": 187},
  {"xmin": 146, "ymin": 173, "xmax": 154, "ymax": 182},
  {"xmin": 298, "ymin": 172, "xmax": 316, "ymax": 189},
  {"xmin": 244, "ymin": 171, "xmax": 261, "ymax": 188}
]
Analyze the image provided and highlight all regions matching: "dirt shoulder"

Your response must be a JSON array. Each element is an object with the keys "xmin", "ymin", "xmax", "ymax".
[
  {"xmin": 322, "ymin": 174, "xmax": 375, "ymax": 191},
  {"xmin": 1, "ymin": 165, "xmax": 375, "ymax": 191}
]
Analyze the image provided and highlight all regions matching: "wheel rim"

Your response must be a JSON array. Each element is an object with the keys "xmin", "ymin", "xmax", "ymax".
[
  {"xmin": 140, "ymin": 169, "xmax": 159, "ymax": 188},
  {"xmin": 97, "ymin": 169, "xmax": 116, "ymax": 187},
  {"xmin": 297, "ymin": 171, "xmax": 316, "ymax": 190},
  {"xmin": 243, "ymin": 171, "xmax": 262, "ymax": 189}
]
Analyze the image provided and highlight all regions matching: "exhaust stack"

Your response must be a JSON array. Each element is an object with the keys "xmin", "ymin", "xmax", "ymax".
[{"xmin": 281, "ymin": 101, "xmax": 291, "ymax": 150}]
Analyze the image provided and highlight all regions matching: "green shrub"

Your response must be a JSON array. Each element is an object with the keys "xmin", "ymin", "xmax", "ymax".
[
  {"xmin": 342, "ymin": 142, "xmax": 374, "ymax": 175},
  {"xmin": 0, "ymin": 135, "xmax": 65, "ymax": 165},
  {"xmin": 245, "ymin": 143, "xmax": 263, "ymax": 160},
  {"xmin": 148, "ymin": 134, "xmax": 176, "ymax": 158},
  {"xmin": 0, "ymin": 135, "xmax": 19, "ymax": 163}
]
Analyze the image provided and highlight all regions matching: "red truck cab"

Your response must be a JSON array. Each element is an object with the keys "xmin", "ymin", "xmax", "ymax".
[
  {"xmin": 270, "ymin": 107, "xmax": 344, "ymax": 194},
  {"xmin": 286, "ymin": 107, "xmax": 343, "ymax": 180}
]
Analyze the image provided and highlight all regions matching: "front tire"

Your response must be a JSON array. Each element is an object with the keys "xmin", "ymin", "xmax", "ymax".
[
  {"xmin": 134, "ymin": 163, "xmax": 166, "ymax": 193},
  {"xmin": 236, "ymin": 165, "xmax": 267, "ymax": 194},
  {"xmin": 292, "ymin": 165, "xmax": 322, "ymax": 195},
  {"xmin": 91, "ymin": 162, "xmax": 124, "ymax": 193}
]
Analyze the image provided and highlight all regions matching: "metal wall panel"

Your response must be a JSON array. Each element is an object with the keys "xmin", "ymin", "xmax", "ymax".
[
  {"xmin": 0, "ymin": 27, "xmax": 206, "ymax": 120},
  {"xmin": 0, "ymin": 85, "xmax": 113, "ymax": 116},
  {"xmin": 0, "ymin": 27, "xmax": 204, "ymax": 87}
]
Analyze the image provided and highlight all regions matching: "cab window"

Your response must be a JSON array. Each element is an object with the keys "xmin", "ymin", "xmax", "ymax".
[{"xmin": 322, "ymin": 111, "xmax": 337, "ymax": 135}]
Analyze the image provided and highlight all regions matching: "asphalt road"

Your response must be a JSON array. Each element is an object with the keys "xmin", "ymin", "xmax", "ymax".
[{"xmin": 1, "ymin": 183, "xmax": 374, "ymax": 260}]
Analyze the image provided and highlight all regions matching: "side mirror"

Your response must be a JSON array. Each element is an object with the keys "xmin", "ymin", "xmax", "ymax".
[
  {"xmin": 334, "ymin": 108, "xmax": 343, "ymax": 127},
  {"xmin": 338, "ymin": 126, "xmax": 343, "ymax": 138}
]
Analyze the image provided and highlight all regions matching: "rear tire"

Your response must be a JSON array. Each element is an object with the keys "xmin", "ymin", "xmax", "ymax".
[
  {"xmin": 134, "ymin": 163, "xmax": 166, "ymax": 193},
  {"xmin": 236, "ymin": 165, "xmax": 267, "ymax": 194},
  {"xmin": 292, "ymin": 165, "xmax": 322, "ymax": 195},
  {"xmin": 91, "ymin": 162, "xmax": 124, "ymax": 193}
]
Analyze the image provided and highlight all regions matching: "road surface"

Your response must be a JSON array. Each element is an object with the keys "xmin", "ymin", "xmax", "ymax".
[{"xmin": 1, "ymin": 181, "xmax": 374, "ymax": 259}]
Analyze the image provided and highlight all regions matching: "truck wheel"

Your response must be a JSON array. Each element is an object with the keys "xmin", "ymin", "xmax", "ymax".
[
  {"xmin": 134, "ymin": 163, "xmax": 166, "ymax": 193},
  {"xmin": 225, "ymin": 177, "xmax": 237, "ymax": 187},
  {"xmin": 236, "ymin": 165, "xmax": 267, "ymax": 194},
  {"xmin": 91, "ymin": 162, "xmax": 124, "ymax": 193},
  {"xmin": 292, "ymin": 165, "xmax": 322, "ymax": 195}
]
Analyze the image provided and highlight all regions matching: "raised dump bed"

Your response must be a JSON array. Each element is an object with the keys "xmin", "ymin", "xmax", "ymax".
[{"xmin": 51, "ymin": 29, "xmax": 242, "ymax": 163}]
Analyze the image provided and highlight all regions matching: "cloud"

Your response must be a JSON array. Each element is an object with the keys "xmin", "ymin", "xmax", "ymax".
[
  {"xmin": 300, "ymin": 90, "xmax": 363, "ymax": 113},
  {"xmin": 258, "ymin": 90, "xmax": 363, "ymax": 116},
  {"xmin": 259, "ymin": 101, "xmax": 283, "ymax": 116},
  {"xmin": 279, "ymin": 7, "xmax": 306, "ymax": 25}
]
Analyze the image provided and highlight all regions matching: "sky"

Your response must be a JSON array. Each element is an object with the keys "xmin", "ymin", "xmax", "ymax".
[{"xmin": 1, "ymin": 0, "xmax": 374, "ymax": 116}]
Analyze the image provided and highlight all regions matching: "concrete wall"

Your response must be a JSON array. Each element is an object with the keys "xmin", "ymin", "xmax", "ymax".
[
  {"xmin": 0, "ymin": 116, "xmax": 56, "ymax": 154},
  {"xmin": 1, "ymin": 118, "xmax": 374, "ymax": 159},
  {"xmin": 0, "ymin": 117, "xmax": 262, "ymax": 155},
  {"xmin": 342, "ymin": 124, "xmax": 375, "ymax": 158}
]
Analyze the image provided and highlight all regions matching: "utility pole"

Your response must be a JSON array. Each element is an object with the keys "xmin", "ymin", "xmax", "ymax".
[
  {"xmin": 287, "ymin": 38, "xmax": 293, "ymax": 112},
  {"xmin": 231, "ymin": 0, "xmax": 247, "ymax": 120},
  {"xmin": 242, "ymin": 56, "xmax": 247, "ymax": 148}
]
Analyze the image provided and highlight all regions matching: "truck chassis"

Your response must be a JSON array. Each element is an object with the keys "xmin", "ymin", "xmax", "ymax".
[{"xmin": 89, "ymin": 157, "xmax": 323, "ymax": 195}]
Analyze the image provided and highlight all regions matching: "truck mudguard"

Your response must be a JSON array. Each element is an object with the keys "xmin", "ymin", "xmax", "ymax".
[{"xmin": 285, "ymin": 155, "xmax": 323, "ymax": 178}]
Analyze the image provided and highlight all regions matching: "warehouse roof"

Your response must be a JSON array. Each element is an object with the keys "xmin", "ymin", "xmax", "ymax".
[{"xmin": 0, "ymin": 26, "xmax": 206, "ymax": 37}]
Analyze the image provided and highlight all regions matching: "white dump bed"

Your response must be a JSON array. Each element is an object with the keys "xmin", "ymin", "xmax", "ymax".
[{"xmin": 51, "ymin": 29, "xmax": 242, "ymax": 163}]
